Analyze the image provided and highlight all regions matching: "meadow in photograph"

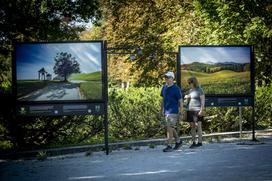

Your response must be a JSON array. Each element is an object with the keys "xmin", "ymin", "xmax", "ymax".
[{"xmin": 180, "ymin": 47, "xmax": 251, "ymax": 95}]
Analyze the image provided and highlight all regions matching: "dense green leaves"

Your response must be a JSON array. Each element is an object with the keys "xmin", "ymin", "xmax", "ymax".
[
  {"xmin": 108, "ymin": 87, "xmax": 163, "ymax": 139},
  {"xmin": 255, "ymin": 84, "xmax": 272, "ymax": 128}
]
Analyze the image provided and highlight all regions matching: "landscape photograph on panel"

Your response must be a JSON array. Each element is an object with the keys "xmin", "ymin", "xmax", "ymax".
[
  {"xmin": 179, "ymin": 46, "xmax": 252, "ymax": 95},
  {"xmin": 16, "ymin": 42, "xmax": 103, "ymax": 101}
]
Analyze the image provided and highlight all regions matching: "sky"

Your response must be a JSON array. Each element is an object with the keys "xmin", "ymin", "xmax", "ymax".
[
  {"xmin": 180, "ymin": 46, "xmax": 251, "ymax": 64},
  {"xmin": 16, "ymin": 42, "xmax": 102, "ymax": 80}
]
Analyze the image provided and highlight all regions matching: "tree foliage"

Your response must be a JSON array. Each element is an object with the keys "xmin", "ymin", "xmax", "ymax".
[
  {"xmin": 82, "ymin": 0, "xmax": 195, "ymax": 86},
  {"xmin": 193, "ymin": 0, "xmax": 272, "ymax": 85},
  {"xmin": 83, "ymin": 0, "xmax": 272, "ymax": 86}
]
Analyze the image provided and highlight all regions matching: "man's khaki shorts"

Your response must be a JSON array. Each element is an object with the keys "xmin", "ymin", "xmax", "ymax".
[{"xmin": 164, "ymin": 114, "xmax": 179, "ymax": 127}]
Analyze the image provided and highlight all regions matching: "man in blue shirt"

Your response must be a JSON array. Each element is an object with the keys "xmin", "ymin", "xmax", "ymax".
[{"xmin": 160, "ymin": 71, "xmax": 183, "ymax": 152}]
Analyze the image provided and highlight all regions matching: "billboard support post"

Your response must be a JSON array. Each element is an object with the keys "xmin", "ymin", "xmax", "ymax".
[
  {"xmin": 252, "ymin": 105, "xmax": 257, "ymax": 141},
  {"xmin": 251, "ymin": 45, "xmax": 257, "ymax": 142},
  {"xmin": 103, "ymin": 41, "xmax": 109, "ymax": 155},
  {"xmin": 176, "ymin": 52, "xmax": 181, "ymax": 88},
  {"xmin": 103, "ymin": 106, "xmax": 109, "ymax": 155}
]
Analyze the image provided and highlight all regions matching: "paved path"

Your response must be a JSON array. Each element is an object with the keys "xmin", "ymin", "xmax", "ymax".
[{"xmin": 1, "ymin": 137, "xmax": 272, "ymax": 181}]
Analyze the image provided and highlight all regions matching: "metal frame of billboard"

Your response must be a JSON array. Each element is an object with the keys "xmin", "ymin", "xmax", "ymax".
[
  {"xmin": 12, "ymin": 40, "xmax": 108, "ymax": 116},
  {"xmin": 177, "ymin": 45, "xmax": 256, "ymax": 141},
  {"xmin": 177, "ymin": 45, "xmax": 255, "ymax": 107}
]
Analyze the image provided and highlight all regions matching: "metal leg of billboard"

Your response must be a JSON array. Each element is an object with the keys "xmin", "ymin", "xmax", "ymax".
[
  {"xmin": 252, "ymin": 105, "xmax": 257, "ymax": 141},
  {"xmin": 103, "ymin": 41, "xmax": 109, "ymax": 155},
  {"xmin": 103, "ymin": 104, "xmax": 109, "ymax": 155}
]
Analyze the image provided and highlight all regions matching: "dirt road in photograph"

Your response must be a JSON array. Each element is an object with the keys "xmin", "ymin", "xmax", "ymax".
[{"xmin": 19, "ymin": 82, "xmax": 82, "ymax": 101}]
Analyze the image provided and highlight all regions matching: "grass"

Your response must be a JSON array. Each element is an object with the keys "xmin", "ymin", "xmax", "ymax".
[
  {"xmin": 69, "ymin": 71, "xmax": 102, "ymax": 81},
  {"xmin": 36, "ymin": 151, "xmax": 47, "ymax": 161},
  {"xmin": 181, "ymin": 70, "xmax": 251, "ymax": 94},
  {"xmin": 69, "ymin": 71, "xmax": 103, "ymax": 100}
]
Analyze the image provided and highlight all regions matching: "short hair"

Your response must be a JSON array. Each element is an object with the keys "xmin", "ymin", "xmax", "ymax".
[{"xmin": 187, "ymin": 76, "xmax": 199, "ymax": 88}]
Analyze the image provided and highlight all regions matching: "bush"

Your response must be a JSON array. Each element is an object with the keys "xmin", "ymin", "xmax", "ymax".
[
  {"xmin": 255, "ymin": 84, "xmax": 272, "ymax": 129},
  {"xmin": 108, "ymin": 85, "xmax": 272, "ymax": 141},
  {"xmin": 108, "ymin": 87, "xmax": 164, "ymax": 140},
  {"xmin": 0, "ymin": 85, "xmax": 271, "ymax": 152}
]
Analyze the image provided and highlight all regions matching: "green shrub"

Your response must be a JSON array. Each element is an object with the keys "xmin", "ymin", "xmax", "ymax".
[{"xmin": 108, "ymin": 85, "xmax": 272, "ymax": 141}]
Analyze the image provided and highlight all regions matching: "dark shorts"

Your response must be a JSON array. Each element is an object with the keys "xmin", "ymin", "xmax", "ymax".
[{"xmin": 187, "ymin": 111, "xmax": 204, "ymax": 122}]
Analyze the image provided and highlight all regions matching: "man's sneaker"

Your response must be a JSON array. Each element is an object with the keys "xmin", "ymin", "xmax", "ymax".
[
  {"xmin": 189, "ymin": 142, "xmax": 197, "ymax": 149},
  {"xmin": 196, "ymin": 142, "xmax": 202, "ymax": 147},
  {"xmin": 173, "ymin": 141, "xmax": 182, "ymax": 150},
  {"xmin": 163, "ymin": 145, "xmax": 173, "ymax": 152}
]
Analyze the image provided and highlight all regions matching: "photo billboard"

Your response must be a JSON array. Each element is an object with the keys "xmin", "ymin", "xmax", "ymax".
[
  {"xmin": 178, "ymin": 45, "xmax": 254, "ymax": 107},
  {"xmin": 13, "ymin": 41, "xmax": 107, "ymax": 116}
]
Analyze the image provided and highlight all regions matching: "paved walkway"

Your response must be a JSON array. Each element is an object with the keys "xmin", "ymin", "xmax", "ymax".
[{"xmin": 1, "ymin": 136, "xmax": 272, "ymax": 181}]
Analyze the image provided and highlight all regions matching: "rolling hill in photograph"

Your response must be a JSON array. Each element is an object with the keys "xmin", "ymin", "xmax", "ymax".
[
  {"xmin": 69, "ymin": 71, "xmax": 102, "ymax": 81},
  {"xmin": 181, "ymin": 69, "xmax": 251, "ymax": 95},
  {"xmin": 181, "ymin": 61, "xmax": 250, "ymax": 74}
]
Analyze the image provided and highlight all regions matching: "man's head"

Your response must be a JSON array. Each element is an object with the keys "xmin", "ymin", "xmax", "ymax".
[{"xmin": 164, "ymin": 71, "xmax": 175, "ymax": 85}]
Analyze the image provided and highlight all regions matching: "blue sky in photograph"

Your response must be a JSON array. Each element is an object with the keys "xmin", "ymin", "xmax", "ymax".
[
  {"xmin": 180, "ymin": 46, "xmax": 251, "ymax": 64},
  {"xmin": 16, "ymin": 42, "xmax": 102, "ymax": 80}
]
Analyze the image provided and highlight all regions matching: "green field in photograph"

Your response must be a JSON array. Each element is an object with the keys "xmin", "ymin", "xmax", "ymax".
[
  {"xmin": 69, "ymin": 71, "xmax": 101, "ymax": 81},
  {"xmin": 79, "ymin": 81, "xmax": 102, "ymax": 99},
  {"xmin": 181, "ymin": 70, "xmax": 250, "ymax": 94},
  {"xmin": 17, "ymin": 80, "xmax": 48, "ymax": 97}
]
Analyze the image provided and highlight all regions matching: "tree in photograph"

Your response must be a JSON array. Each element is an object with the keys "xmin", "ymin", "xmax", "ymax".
[{"xmin": 53, "ymin": 52, "xmax": 80, "ymax": 81}]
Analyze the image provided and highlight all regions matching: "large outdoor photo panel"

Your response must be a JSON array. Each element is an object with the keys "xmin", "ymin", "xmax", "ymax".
[
  {"xmin": 178, "ymin": 45, "xmax": 254, "ymax": 107},
  {"xmin": 13, "ymin": 41, "xmax": 107, "ymax": 116}
]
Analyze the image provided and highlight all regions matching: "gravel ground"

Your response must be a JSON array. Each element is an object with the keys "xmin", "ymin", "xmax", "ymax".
[{"xmin": 1, "ymin": 136, "xmax": 272, "ymax": 181}]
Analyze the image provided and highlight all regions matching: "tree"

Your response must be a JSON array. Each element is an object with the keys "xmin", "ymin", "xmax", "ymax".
[
  {"xmin": 82, "ymin": 0, "xmax": 200, "ymax": 86},
  {"xmin": 53, "ymin": 52, "xmax": 80, "ymax": 81},
  {"xmin": 193, "ymin": 0, "xmax": 272, "ymax": 85}
]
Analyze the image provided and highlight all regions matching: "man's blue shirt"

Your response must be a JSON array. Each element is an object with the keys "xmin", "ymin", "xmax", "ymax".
[{"xmin": 160, "ymin": 84, "xmax": 182, "ymax": 114}]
